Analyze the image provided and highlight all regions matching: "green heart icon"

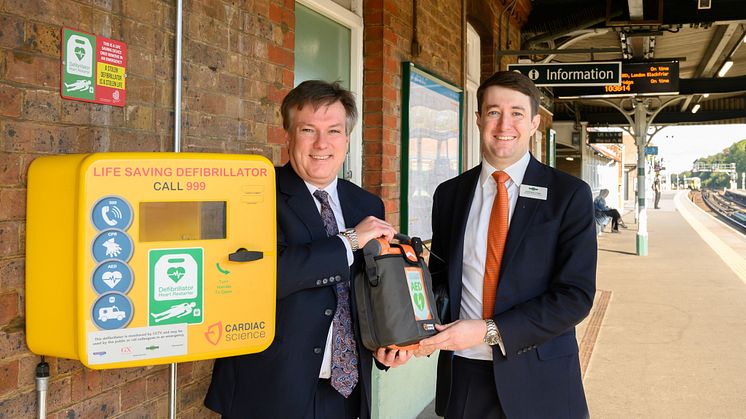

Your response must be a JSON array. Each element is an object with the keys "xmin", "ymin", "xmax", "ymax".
[
  {"xmin": 167, "ymin": 266, "xmax": 186, "ymax": 282},
  {"xmin": 414, "ymin": 293, "xmax": 425, "ymax": 311},
  {"xmin": 74, "ymin": 46, "xmax": 85, "ymax": 61}
]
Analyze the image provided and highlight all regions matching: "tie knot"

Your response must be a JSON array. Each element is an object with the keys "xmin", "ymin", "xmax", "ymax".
[
  {"xmin": 313, "ymin": 189, "xmax": 330, "ymax": 205},
  {"xmin": 492, "ymin": 171, "xmax": 510, "ymax": 184}
]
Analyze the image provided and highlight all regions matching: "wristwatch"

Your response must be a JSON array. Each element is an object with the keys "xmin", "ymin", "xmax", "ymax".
[
  {"xmin": 484, "ymin": 319, "xmax": 501, "ymax": 346},
  {"xmin": 340, "ymin": 228, "xmax": 359, "ymax": 251}
]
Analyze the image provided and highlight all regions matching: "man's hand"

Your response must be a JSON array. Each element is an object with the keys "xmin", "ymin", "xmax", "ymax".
[
  {"xmin": 373, "ymin": 347, "xmax": 412, "ymax": 367},
  {"xmin": 415, "ymin": 320, "xmax": 487, "ymax": 354},
  {"xmin": 354, "ymin": 216, "xmax": 396, "ymax": 247}
]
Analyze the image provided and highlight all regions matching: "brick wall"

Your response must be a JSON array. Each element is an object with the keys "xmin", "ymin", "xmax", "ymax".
[
  {"xmin": 0, "ymin": 0, "xmax": 291, "ymax": 417},
  {"xmin": 362, "ymin": 0, "xmax": 463, "ymax": 229},
  {"xmin": 1, "ymin": 0, "xmax": 539, "ymax": 416}
]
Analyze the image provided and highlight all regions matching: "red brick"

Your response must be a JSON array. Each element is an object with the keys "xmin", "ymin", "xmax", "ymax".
[
  {"xmin": 267, "ymin": 45, "xmax": 293, "ymax": 68},
  {"xmin": 54, "ymin": 358, "xmax": 80, "ymax": 375},
  {"xmin": 0, "ymin": 152, "xmax": 22, "ymax": 186},
  {"xmin": 0, "ymin": 387, "xmax": 35, "ymax": 417},
  {"xmin": 71, "ymin": 368, "xmax": 102, "ymax": 402},
  {"xmin": 0, "ymin": 188, "xmax": 25, "ymax": 220},
  {"xmin": 123, "ymin": 0, "xmax": 156, "ymax": 25},
  {"xmin": 190, "ymin": 0, "xmax": 228, "ymax": 21},
  {"xmin": 22, "ymin": 89, "xmax": 61, "ymax": 122},
  {"xmin": 188, "ymin": 91, "xmax": 226, "ymax": 114},
  {"xmin": 145, "ymin": 366, "xmax": 169, "ymax": 399},
  {"xmin": 126, "ymin": 75, "xmax": 156, "ymax": 103},
  {"xmin": 0, "ymin": 257, "xmax": 23, "ymax": 291},
  {"xmin": 0, "ymin": 222, "xmax": 21, "ymax": 257},
  {"xmin": 176, "ymin": 361, "xmax": 194, "ymax": 384},
  {"xmin": 24, "ymin": 22, "xmax": 60, "ymax": 56},
  {"xmin": 178, "ymin": 376, "xmax": 211, "ymax": 410},
  {"xmin": 120, "ymin": 398, "xmax": 169, "ymax": 419},
  {"xmin": 5, "ymin": 51, "xmax": 58, "ymax": 88},
  {"xmin": 4, "ymin": 0, "xmax": 82, "ymax": 25},
  {"xmin": 59, "ymin": 385, "xmax": 119, "ymax": 418},
  {"xmin": 125, "ymin": 105, "xmax": 154, "ymax": 130},
  {"xmin": 122, "ymin": 18, "xmax": 159, "ymax": 52},
  {"xmin": 267, "ymin": 125, "xmax": 286, "ymax": 145},
  {"xmin": 127, "ymin": 47, "xmax": 155, "ymax": 78},
  {"xmin": 46, "ymin": 374, "xmax": 72, "ymax": 412},
  {"xmin": 0, "ymin": 14, "xmax": 23, "ymax": 48},
  {"xmin": 269, "ymin": 2, "xmax": 283, "ymax": 21},
  {"xmin": 188, "ymin": 13, "xmax": 230, "ymax": 47},
  {"xmin": 121, "ymin": 377, "xmax": 147, "ymax": 411},
  {"xmin": 0, "ymin": 84, "xmax": 23, "ymax": 117},
  {"xmin": 0, "ymin": 358, "xmax": 19, "ymax": 396}
]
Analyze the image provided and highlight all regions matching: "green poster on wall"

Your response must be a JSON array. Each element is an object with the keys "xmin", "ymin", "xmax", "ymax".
[
  {"xmin": 148, "ymin": 248, "xmax": 204, "ymax": 326},
  {"xmin": 61, "ymin": 27, "xmax": 127, "ymax": 106}
]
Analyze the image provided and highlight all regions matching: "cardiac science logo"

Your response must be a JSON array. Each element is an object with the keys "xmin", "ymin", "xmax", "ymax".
[{"xmin": 204, "ymin": 321, "xmax": 222, "ymax": 345}]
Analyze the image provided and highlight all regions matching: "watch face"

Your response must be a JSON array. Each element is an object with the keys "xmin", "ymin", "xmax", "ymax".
[{"xmin": 485, "ymin": 334, "xmax": 500, "ymax": 346}]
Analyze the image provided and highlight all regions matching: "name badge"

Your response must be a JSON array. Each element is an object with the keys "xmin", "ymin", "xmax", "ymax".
[{"xmin": 519, "ymin": 184, "xmax": 547, "ymax": 200}]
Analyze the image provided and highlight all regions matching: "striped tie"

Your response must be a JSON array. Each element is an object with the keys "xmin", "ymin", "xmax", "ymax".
[{"xmin": 483, "ymin": 171, "xmax": 510, "ymax": 319}]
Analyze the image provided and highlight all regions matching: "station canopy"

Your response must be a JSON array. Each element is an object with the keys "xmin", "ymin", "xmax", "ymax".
[{"xmin": 512, "ymin": 0, "xmax": 746, "ymax": 126}]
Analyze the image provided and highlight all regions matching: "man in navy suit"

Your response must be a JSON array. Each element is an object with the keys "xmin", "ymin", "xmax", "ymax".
[
  {"xmin": 205, "ymin": 80, "xmax": 411, "ymax": 419},
  {"xmin": 416, "ymin": 71, "xmax": 597, "ymax": 419}
]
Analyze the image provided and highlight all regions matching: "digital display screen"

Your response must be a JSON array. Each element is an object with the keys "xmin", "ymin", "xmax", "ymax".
[
  {"xmin": 555, "ymin": 61, "xmax": 679, "ymax": 98},
  {"xmin": 139, "ymin": 201, "xmax": 226, "ymax": 242}
]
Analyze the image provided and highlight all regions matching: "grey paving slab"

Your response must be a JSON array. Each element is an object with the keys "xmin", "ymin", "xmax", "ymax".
[{"xmin": 585, "ymin": 190, "xmax": 746, "ymax": 419}]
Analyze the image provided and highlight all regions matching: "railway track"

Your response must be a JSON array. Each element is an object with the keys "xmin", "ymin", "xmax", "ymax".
[{"xmin": 700, "ymin": 189, "xmax": 746, "ymax": 233}]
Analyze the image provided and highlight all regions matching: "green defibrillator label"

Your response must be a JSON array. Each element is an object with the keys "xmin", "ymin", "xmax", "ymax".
[
  {"xmin": 405, "ymin": 268, "xmax": 432, "ymax": 321},
  {"xmin": 148, "ymin": 248, "xmax": 204, "ymax": 326}
]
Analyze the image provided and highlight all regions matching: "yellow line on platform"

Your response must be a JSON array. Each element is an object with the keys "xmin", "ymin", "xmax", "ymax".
[{"xmin": 675, "ymin": 191, "xmax": 746, "ymax": 284}]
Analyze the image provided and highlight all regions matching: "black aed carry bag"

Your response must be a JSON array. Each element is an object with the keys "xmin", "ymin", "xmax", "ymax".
[{"xmin": 355, "ymin": 236, "xmax": 440, "ymax": 351}]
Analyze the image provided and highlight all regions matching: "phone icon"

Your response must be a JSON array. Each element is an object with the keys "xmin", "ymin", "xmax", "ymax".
[{"xmin": 101, "ymin": 205, "xmax": 123, "ymax": 226}]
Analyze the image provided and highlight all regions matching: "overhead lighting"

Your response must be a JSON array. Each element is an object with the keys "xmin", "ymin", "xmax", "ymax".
[
  {"xmin": 743, "ymin": 33, "xmax": 746, "ymax": 43},
  {"xmin": 718, "ymin": 60, "xmax": 734, "ymax": 77},
  {"xmin": 702, "ymin": 93, "xmax": 709, "ymax": 98},
  {"xmin": 565, "ymin": 157, "xmax": 575, "ymax": 161},
  {"xmin": 691, "ymin": 104, "xmax": 701, "ymax": 113}
]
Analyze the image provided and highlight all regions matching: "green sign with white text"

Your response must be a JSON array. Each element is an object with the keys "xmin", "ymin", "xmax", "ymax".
[
  {"xmin": 148, "ymin": 248, "xmax": 204, "ymax": 326},
  {"xmin": 61, "ymin": 27, "xmax": 127, "ymax": 106}
]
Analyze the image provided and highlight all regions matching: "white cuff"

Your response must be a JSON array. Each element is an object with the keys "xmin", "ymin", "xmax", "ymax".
[{"xmin": 337, "ymin": 234, "xmax": 354, "ymax": 266}]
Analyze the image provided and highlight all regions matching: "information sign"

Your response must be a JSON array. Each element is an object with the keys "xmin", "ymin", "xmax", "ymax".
[
  {"xmin": 645, "ymin": 146, "xmax": 659, "ymax": 155},
  {"xmin": 61, "ymin": 27, "xmax": 127, "ymax": 106},
  {"xmin": 508, "ymin": 62, "xmax": 621, "ymax": 87}
]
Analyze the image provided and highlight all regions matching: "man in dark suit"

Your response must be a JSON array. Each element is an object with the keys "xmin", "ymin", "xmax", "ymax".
[
  {"xmin": 416, "ymin": 71, "xmax": 597, "ymax": 419},
  {"xmin": 205, "ymin": 80, "xmax": 411, "ymax": 419}
]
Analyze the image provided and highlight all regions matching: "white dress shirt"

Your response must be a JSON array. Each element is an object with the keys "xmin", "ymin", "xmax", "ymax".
[
  {"xmin": 456, "ymin": 152, "xmax": 530, "ymax": 361},
  {"xmin": 303, "ymin": 178, "xmax": 355, "ymax": 379}
]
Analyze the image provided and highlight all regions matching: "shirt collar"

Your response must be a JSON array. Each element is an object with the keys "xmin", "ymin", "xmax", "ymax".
[
  {"xmin": 304, "ymin": 178, "xmax": 340, "ymax": 204},
  {"xmin": 479, "ymin": 152, "xmax": 531, "ymax": 188}
]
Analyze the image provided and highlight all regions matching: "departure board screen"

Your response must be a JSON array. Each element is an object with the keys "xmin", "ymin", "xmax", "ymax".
[{"xmin": 555, "ymin": 61, "xmax": 679, "ymax": 98}]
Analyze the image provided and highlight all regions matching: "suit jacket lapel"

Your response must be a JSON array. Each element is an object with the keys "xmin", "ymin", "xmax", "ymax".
[
  {"xmin": 501, "ymin": 156, "xmax": 547, "ymax": 273},
  {"xmin": 448, "ymin": 165, "xmax": 481, "ymax": 320},
  {"xmin": 277, "ymin": 163, "xmax": 327, "ymax": 240},
  {"xmin": 338, "ymin": 180, "xmax": 361, "ymax": 229}
]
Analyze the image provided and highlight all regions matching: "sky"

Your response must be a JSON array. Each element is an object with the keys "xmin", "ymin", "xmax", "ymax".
[{"xmin": 650, "ymin": 124, "xmax": 746, "ymax": 173}]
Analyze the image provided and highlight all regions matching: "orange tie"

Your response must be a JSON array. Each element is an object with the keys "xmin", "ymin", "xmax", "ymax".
[{"xmin": 483, "ymin": 171, "xmax": 510, "ymax": 319}]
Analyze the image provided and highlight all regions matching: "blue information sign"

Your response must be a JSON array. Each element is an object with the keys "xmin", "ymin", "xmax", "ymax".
[
  {"xmin": 92, "ymin": 196, "xmax": 133, "ymax": 231},
  {"xmin": 645, "ymin": 146, "xmax": 659, "ymax": 155},
  {"xmin": 92, "ymin": 292, "xmax": 133, "ymax": 330},
  {"xmin": 92, "ymin": 229, "xmax": 133, "ymax": 263},
  {"xmin": 92, "ymin": 260, "xmax": 134, "ymax": 294}
]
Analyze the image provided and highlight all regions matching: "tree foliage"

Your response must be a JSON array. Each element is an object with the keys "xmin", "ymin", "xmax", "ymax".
[{"xmin": 677, "ymin": 138, "xmax": 746, "ymax": 189}]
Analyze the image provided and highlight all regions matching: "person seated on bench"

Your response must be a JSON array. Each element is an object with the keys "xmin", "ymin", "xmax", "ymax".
[{"xmin": 594, "ymin": 189, "xmax": 627, "ymax": 232}]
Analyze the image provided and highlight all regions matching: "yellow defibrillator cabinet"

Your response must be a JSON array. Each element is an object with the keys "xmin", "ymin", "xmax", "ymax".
[{"xmin": 26, "ymin": 153, "xmax": 276, "ymax": 369}]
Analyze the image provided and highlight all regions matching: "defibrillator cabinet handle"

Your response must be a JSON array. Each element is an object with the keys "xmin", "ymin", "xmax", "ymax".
[{"xmin": 228, "ymin": 248, "xmax": 264, "ymax": 262}]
